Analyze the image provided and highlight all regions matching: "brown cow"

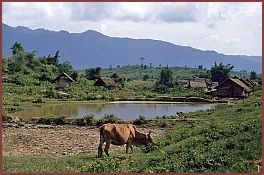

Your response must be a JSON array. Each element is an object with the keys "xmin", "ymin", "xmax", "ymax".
[{"xmin": 98, "ymin": 123, "xmax": 156, "ymax": 157}]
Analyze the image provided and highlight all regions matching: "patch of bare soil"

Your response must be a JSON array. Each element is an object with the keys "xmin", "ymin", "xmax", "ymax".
[{"xmin": 2, "ymin": 123, "xmax": 166, "ymax": 157}]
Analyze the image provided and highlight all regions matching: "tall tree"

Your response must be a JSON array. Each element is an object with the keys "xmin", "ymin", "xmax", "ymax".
[
  {"xmin": 140, "ymin": 57, "xmax": 145, "ymax": 70},
  {"xmin": 154, "ymin": 67, "xmax": 176, "ymax": 93},
  {"xmin": 57, "ymin": 61, "xmax": 73, "ymax": 74},
  {"xmin": 85, "ymin": 67, "xmax": 102, "ymax": 80},
  {"xmin": 159, "ymin": 67, "xmax": 174, "ymax": 87},
  {"xmin": 70, "ymin": 71, "xmax": 79, "ymax": 81},
  {"xmin": 47, "ymin": 50, "xmax": 60, "ymax": 66},
  {"xmin": 210, "ymin": 62, "xmax": 234, "ymax": 83},
  {"xmin": 250, "ymin": 70, "xmax": 257, "ymax": 80},
  {"xmin": 11, "ymin": 42, "xmax": 25, "ymax": 55}
]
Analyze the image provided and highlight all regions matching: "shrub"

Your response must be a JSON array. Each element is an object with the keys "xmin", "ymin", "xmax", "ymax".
[
  {"xmin": 134, "ymin": 115, "xmax": 147, "ymax": 125},
  {"xmin": 84, "ymin": 114, "xmax": 95, "ymax": 125},
  {"xmin": 79, "ymin": 157, "xmax": 122, "ymax": 173},
  {"xmin": 37, "ymin": 117, "xmax": 52, "ymax": 125},
  {"xmin": 54, "ymin": 116, "xmax": 66, "ymax": 125},
  {"xmin": 2, "ymin": 114, "xmax": 7, "ymax": 121},
  {"xmin": 102, "ymin": 113, "xmax": 120, "ymax": 124},
  {"xmin": 96, "ymin": 118, "xmax": 105, "ymax": 126},
  {"xmin": 32, "ymin": 98, "xmax": 44, "ymax": 103}
]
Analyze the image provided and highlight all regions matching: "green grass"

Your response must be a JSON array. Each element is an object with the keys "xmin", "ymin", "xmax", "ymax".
[{"xmin": 2, "ymin": 90, "xmax": 262, "ymax": 173}]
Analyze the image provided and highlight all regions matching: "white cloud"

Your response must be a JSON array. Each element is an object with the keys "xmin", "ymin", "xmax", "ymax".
[
  {"xmin": 210, "ymin": 35, "xmax": 220, "ymax": 42},
  {"xmin": 222, "ymin": 38, "xmax": 241, "ymax": 45},
  {"xmin": 100, "ymin": 24, "xmax": 108, "ymax": 32}
]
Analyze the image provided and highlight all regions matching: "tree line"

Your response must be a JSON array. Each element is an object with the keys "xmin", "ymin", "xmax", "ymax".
[{"xmin": 2, "ymin": 42, "xmax": 260, "ymax": 94}]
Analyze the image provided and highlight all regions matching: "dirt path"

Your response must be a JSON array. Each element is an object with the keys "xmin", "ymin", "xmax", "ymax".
[{"xmin": 2, "ymin": 123, "xmax": 166, "ymax": 157}]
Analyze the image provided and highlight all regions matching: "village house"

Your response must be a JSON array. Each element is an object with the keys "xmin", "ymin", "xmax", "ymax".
[
  {"xmin": 215, "ymin": 76, "xmax": 254, "ymax": 98},
  {"xmin": 183, "ymin": 77, "xmax": 209, "ymax": 91},
  {"xmin": 205, "ymin": 81, "xmax": 219, "ymax": 97},
  {"xmin": 52, "ymin": 72, "xmax": 75, "ymax": 88},
  {"xmin": 94, "ymin": 77, "xmax": 117, "ymax": 90}
]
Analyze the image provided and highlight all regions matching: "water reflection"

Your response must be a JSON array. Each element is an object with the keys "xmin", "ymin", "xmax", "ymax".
[{"xmin": 15, "ymin": 102, "xmax": 226, "ymax": 120}]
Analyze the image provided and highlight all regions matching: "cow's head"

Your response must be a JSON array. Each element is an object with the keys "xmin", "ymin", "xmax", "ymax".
[{"xmin": 146, "ymin": 130, "xmax": 156, "ymax": 145}]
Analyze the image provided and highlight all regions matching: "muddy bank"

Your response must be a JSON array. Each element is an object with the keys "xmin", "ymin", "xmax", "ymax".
[{"xmin": 2, "ymin": 123, "xmax": 166, "ymax": 157}]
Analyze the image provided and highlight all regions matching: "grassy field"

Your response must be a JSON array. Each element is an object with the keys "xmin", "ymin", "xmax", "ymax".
[{"xmin": 2, "ymin": 89, "xmax": 262, "ymax": 173}]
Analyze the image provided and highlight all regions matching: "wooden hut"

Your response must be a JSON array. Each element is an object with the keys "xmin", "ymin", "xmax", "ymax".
[
  {"xmin": 216, "ymin": 76, "xmax": 253, "ymax": 98},
  {"xmin": 52, "ymin": 72, "xmax": 75, "ymax": 88},
  {"xmin": 94, "ymin": 77, "xmax": 117, "ymax": 90},
  {"xmin": 183, "ymin": 77, "xmax": 208, "ymax": 91}
]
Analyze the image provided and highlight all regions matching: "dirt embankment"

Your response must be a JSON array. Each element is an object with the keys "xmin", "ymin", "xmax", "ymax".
[{"xmin": 2, "ymin": 123, "xmax": 166, "ymax": 157}]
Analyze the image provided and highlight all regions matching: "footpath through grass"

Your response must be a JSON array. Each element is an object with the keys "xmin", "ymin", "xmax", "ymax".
[{"xmin": 2, "ymin": 90, "xmax": 262, "ymax": 173}]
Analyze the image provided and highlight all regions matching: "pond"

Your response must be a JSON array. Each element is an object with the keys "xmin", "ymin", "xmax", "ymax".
[{"xmin": 15, "ymin": 101, "xmax": 226, "ymax": 120}]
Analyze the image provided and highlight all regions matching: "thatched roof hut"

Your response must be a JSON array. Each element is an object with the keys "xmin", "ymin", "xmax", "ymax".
[
  {"xmin": 216, "ymin": 76, "xmax": 254, "ymax": 98},
  {"xmin": 53, "ymin": 72, "xmax": 75, "ymax": 88},
  {"xmin": 183, "ymin": 77, "xmax": 208, "ymax": 90},
  {"xmin": 94, "ymin": 77, "xmax": 117, "ymax": 90}
]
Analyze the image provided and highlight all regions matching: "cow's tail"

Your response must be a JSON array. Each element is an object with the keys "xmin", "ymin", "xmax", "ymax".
[
  {"xmin": 99, "ymin": 125, "xmax": 105, "ymax": 142},
  {"xmin": 98, "ymin": 125, "xmax": 105, "ymax": 157}
]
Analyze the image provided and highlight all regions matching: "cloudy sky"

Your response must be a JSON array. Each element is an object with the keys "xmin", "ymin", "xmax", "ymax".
[{"xmin": 2, "ymin": 2, "xmax": 262, "ymax": 56}]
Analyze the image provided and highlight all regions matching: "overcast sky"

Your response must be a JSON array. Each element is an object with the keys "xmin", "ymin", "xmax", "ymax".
[{"xmin": 2, "ymin": 2, "xmax": 262, "ymax": 56}]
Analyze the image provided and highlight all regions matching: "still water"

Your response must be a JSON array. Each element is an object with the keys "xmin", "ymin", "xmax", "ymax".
[{"xmin": 15, "ymin": 101, "xmax": 225, "ymax": 120}]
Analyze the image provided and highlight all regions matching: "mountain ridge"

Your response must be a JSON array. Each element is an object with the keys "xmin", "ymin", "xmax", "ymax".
[{"xmin": 2, "ymin": 23, "xmax": 262, "ymax": 73}]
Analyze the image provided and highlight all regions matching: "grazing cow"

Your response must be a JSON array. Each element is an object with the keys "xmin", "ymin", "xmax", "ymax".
[{"xmin": 98, "ymin": 123, "xmax": 156, "ymax": 157}]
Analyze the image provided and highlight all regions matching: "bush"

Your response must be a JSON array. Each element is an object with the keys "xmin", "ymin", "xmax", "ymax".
[
  {"xmin": 76, "ymin": 118, "xmax": 86, "ymax": 126},
  {"xmin": 134, "ymin": 115, "xmax": 147, "ymax": 125},
  {"xmin": 102, "ymin": 113, "xmax": 120, "ymax": 124},
  {"xmin": 37, "ymin": 117, "xmax": 52, "ymax": 125},
  {"xmin": 76, "ymin": 114, "xmax": 95, "ymax": 126},
  {"xmin": 32, "ymin": 98, "xmax": 44, "ymax": 103},
  {"xmin": 2, "ymin": 114, "xmax": 7, "ymax": 121},
  {"xmin": 79, "ymin": 157, "xmax": 122, "ymax": 173},
  {"xmin": 54, "ymin": 116, "xmax": 66, "ymax": 125},
  {"xmin": 84, "ymin": 114, "xmax": 95, "ymax": 125},
  {"xmin": 37, "ymin": 116, "xmax": 66, "ymax": 125}
]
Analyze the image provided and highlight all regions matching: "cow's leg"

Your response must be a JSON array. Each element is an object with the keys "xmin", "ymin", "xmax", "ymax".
[
  {"xmin": 126, "ymin": 144, "xmax": 130, "ymax": 153},
  {"xmin": 126, "ymin": 141, "xmax": 133, "ymax": 153},
  {"xmin": 98, "ymin": 142, "xmax": 103, "ymax": 157},
  {"xmin": 98, "ymin": 131, "xmax": 104, "ymax": 157},
  {"xmin": 104, "ymin": 141, "xmax": 110, "ymax": 157}
]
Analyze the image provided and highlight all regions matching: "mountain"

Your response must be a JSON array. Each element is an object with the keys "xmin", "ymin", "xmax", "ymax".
[{"xmin": 2, "ymin": 23, "xmax": 262, "ymax": 73}]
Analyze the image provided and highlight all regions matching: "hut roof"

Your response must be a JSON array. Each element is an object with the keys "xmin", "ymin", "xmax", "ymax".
[
  {"xmin": 189, "ymin": 80, "xmax": 207, "ymax": 88},
  {"xmin": 94, "ymin": 77, "xmax": 117, "ymax": 87},
  {"xmin": 53, "ymin": 72, "xmax": 75, "ymax": 82},
  {"xmin": 193, "ymin": 77, "xmax": 206, "ymax": 82},
  {"xmin": 230, "ymin": 78, "xmax": 252, "ymax": 93},
  {"xmin": 233, "ymin": 76, "xmax": 255, "ymax": 88},
  {"xmin": 216, "ymin": 77, "xmax": 252, "ymax": 93},
  {"xmin": 211, "ymin": 82, "xmax": 219, "ymax": 89}
]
